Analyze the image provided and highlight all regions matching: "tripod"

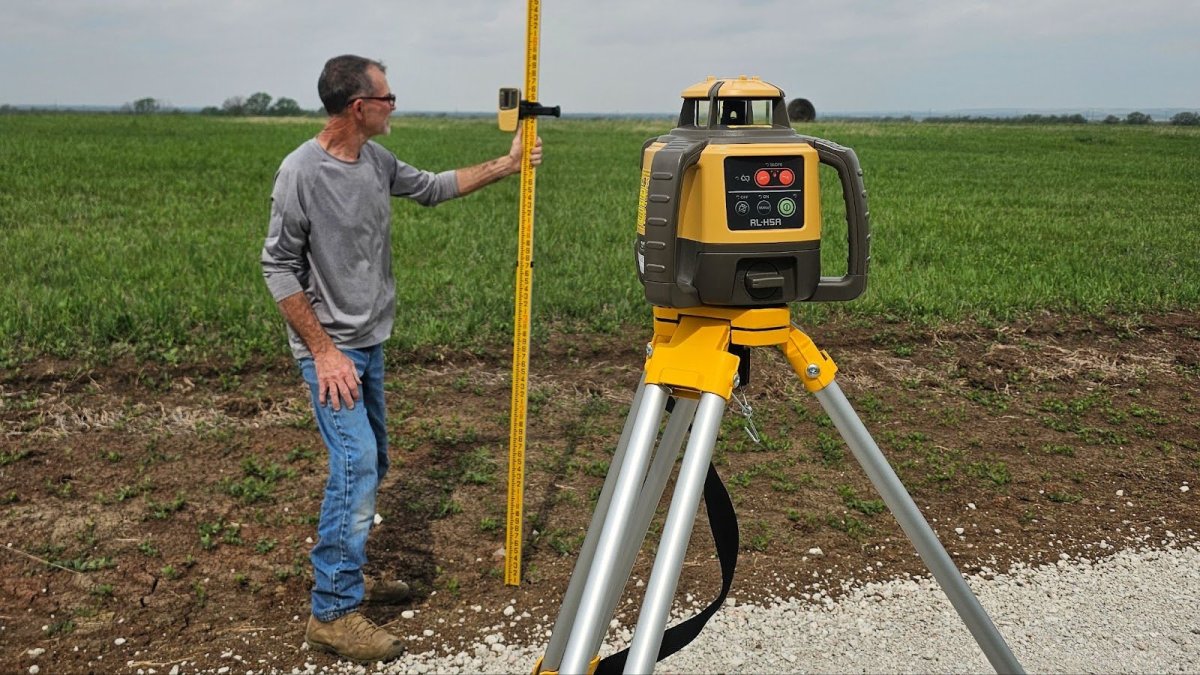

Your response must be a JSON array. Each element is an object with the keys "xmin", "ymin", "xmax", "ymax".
[{"xmin": 535, "ymin": 306, "xmax": 1024, "ymax": 675}]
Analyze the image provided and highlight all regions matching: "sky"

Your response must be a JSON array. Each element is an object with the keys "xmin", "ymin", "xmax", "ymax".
[{"xmin": 1, "ymin": 0, "xmax": 1197, "ymax": 115}]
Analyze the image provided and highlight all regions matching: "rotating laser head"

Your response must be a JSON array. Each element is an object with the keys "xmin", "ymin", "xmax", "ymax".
[{"xmin": 635, "ymin": 76, "xmax": 870, "ymax": 308}]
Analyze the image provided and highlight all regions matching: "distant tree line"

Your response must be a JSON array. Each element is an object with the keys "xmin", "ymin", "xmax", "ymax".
[
  {"xmin": 201, "ymin": 92, "xmax": 308, "ymax": 117},
  {"xmin": 846, "ymin": 111, "xmax": 1200, "ymax": 126},
  {"xmin": 122, "ymin": 97, "xmax": 174, "ymax": 114},
  {"xmin": 95, "ymin": 92, "xmax": 312, "ymax": 117},
  {"xmin": 785, "ymin": 99, "xmax": 1199, "ymax": 126}
]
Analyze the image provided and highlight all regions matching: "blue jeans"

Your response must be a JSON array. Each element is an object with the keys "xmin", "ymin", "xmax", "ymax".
[{"xmin": 298, "ymin": 344, "xmax": 389, "ymax": 622}]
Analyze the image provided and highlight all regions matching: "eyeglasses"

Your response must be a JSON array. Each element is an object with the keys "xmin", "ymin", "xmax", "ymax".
[{"xmin": 353, "ymin": 94, "xmax": 396, "ymax": 108}]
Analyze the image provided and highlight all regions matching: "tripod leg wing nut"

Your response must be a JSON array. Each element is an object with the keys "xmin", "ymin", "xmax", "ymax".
[{"xmin": 781, "ymin": 328, "xmax": 838, "ymax": 392}]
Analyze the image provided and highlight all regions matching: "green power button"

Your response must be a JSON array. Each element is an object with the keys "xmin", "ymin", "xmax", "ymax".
[{"xmin": 778, "ymin": 198, "xmax": 796, "ymax": 217}]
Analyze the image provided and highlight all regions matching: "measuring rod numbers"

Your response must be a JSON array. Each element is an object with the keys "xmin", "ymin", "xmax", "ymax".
[{"xmin": 725, "ymin": 156, "xmax": 804, "ymax": 231}]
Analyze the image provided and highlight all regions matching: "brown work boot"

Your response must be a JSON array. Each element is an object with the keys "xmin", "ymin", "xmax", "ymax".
[
  {"xmin": 364, "ymin": 576, "xmax": 411, "ymax": 604},
  {"xmin": 305, "ymin": 612, "xmax": 406, "ymax": 663}
]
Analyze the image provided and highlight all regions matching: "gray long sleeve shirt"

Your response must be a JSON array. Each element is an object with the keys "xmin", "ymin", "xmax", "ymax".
[{"xmin": 261, "ymin": 139, "xmax": 460, "ymax": 359}]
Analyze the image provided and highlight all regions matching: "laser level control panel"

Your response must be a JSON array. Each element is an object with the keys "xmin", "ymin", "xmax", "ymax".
[{"xmin": 724, "ymin": 156, "xmax": 805, "ymax": 231}]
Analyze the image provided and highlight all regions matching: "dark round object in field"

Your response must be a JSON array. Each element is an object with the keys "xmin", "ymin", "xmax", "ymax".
[{"xmin": 787, "ymin": 98, "xmax": 816, "ymax": 122}]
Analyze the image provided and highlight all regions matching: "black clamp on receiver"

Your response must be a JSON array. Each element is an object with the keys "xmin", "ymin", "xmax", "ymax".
[{"xmin": 498, "ymin": 87, "xmax": 560, "ymax": 131}]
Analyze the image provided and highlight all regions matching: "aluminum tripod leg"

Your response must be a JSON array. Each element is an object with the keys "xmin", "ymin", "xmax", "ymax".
[
  {"xmin": 599, "ymin": 396, "xmax": 698, "ymax": 645},
  {"xmin": 624, "ymin": 392, "xmax": 726, "ymax": 674},
  {"xmin": 815, "ymin": 381, "xmax": 1024, "ymax": 674},
  {"xmin": 559, "ymin": 385, "xmax": 670, "ymax": 674},
  {"xmin": 541, "ymin": 380, "xmax": 647, "ymax": 672},
  {"xmin": 542, "ymin": 383, "xmax": 696, "ymax": 673}
]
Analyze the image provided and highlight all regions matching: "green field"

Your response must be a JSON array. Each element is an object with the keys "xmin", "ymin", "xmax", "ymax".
[{"xmin": 1, "ymin": 114, "xmax": 1198, "ymax": 366}]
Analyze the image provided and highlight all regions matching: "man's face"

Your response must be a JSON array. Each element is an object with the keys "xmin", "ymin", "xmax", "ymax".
[{"xmin": 356, "ymin": 66, "xmax": 395, "ymax": 137}]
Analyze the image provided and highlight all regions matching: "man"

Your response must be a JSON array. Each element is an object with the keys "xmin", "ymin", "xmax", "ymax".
[{"xmin": 260, "ymin": 54, "xmax": 543, "ymax": 663}]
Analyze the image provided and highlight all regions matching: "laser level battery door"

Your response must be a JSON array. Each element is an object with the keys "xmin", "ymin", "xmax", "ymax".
[{"xmin": 801, "ymin": 136, "xmax": 871, "ymax": 302}]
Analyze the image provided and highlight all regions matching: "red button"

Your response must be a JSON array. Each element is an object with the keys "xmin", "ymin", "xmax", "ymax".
[
  {"xmin": 754, "ymin": 169, "xmax": 771, "ymax": 186},
  {"xmin": 778, "ymin": 169, "xmax": 795, "ymax": 186}
]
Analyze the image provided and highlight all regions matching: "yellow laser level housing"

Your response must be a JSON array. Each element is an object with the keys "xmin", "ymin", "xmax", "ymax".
[{"xmin": 636, "ymin": 76, "xmax": 870, "ymax": 308}]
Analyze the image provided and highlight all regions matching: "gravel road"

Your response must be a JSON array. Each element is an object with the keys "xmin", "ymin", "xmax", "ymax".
[{"xmin": 343, "ymin": 542, "xmax": 1200, "ymax": 675}]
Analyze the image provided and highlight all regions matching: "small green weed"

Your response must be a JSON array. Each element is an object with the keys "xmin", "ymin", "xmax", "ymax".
[
  {"xmin": 967, "ymin": 460, "xmax": 1012, "ymax": 487},
  {"xmin": 0, "ymin": 449, "xmax": 31, "ymax": 466},
  {"xmin": 146, "ymin": 494, "xmax": 187, "ymax": 520},
  {"xmin": 1046, "ymin": 491, "xmax": 1082, "ymax": 504},
  {"xmin": 199, "ymin": 519, "xmax": 242, "ymax": 550},
  {"xmin": 113, "ymin": 479, "xmax": 155, "ymax": 502},
  {"xmin": 434, "ymin": 498, "xmax": 463, "ymax": 518},
  {"xmin": 966, "ymin": 390, "xmax": 1008, "ymax": 413},
  {"xmin": 54, "ymin": 555, "xmax": 114, "ymax": 572},
  {"xmin": 581, "ymin": 459, "xmax": 609, "ymax": 478},
  {"xmin": 547, "ymin": 529, "xmax": 582, "ymax": 556},
  {"xmin": 837, "ymin": 485, "xmax": 885, "ymax": 515},
  {"xmin": 827, "ymin": 514, "xmax": 873, "ymax": 539},
  {"xmin": 193, "ymin": 581, "xmax": 208, "ymax": 607},
  {"xmin": 785, "ymin": 509, "xmax": 820, "ymax": 532},
  {"xmin": 286, "ymin": 446, "xmax": 316, "ymax": 462},
  {"xmin": 728, "ymin": 471, "xmax": 753, "ymax": 489},
  {"xmin": 46, "ymin": 619, "xmax": 76, "ymax": 636},
  {"xmin": 1042, "ymin": 444, "xmax": 1076, "ymax": 457},
  {"xmin": 221, "ymin": 456, "xmax": 295, "ymax": 504},
  {"xmin": 459, "ymin": 447, "xmax": 498, "ymax": 485},
  {"xmin": 742, "ymin": 520, "xmax": 773, "ymax": 552},
  {"xmin": 815, "ymin": 432, "xmax": 844, "ymax": 466}
]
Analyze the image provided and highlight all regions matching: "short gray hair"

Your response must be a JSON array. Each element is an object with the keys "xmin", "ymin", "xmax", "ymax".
[{"xmin": 318, "ymin": 55, "xmax": 386, "ymax": 115}]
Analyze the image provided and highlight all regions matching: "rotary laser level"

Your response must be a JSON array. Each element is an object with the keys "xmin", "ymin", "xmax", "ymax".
[
  {"xmin": 636, "ymin": 76, "xmax": 868, "ymax": 308},
  {"xmin": 535, "ymin": 78, "xmax": 1024, "ymax": 675}
]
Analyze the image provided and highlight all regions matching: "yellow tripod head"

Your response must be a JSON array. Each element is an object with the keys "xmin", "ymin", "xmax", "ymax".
[{"xmin": 636, "ymin": 76, "xmax": 870, "ymax": 308}]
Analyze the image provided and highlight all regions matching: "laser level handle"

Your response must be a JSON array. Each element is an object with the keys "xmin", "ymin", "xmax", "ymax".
[
  {"xmin": 639, "ymin": 138, "xmax": 709, "ymax": 307},
  {"xmin": 800, "ymin": 136, "xmax": 871, "ymax": 302}
]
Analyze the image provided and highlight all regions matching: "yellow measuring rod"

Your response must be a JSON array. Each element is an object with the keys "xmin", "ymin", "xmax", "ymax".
[{"xmin": 500, "ymin": 0, "xmax": 559, "ymax": 587}]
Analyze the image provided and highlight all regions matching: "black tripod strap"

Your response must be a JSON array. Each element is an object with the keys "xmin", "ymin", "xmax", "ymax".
[{"xmin": 595, "ymin": 463, "xmax": 738, "ymax": 674}]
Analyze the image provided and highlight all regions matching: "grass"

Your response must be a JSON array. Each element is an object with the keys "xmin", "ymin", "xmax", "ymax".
[{"xmin": 1, "ymin": 114, "xmax": 1198, "ymax": 366}]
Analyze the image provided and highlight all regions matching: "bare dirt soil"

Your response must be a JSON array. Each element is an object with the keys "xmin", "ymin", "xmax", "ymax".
[{"xmin": 2, "ymin": 312, "xmax": 1198, "ymax": 674}]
